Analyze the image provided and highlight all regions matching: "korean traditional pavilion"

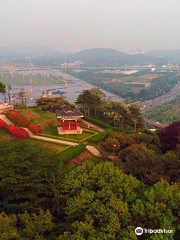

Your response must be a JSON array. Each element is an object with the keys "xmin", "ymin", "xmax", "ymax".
[{"xmin": 56, "ymin": 107, "xmax": 83, "ymax": 134}]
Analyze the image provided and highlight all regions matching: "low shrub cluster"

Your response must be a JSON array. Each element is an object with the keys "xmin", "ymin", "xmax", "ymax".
[
  {"xmin": 0, "ymin": 119, "xmax": 7, "ymax": 128},
  {"xmin": 83, "ymin": 116, "xmax": 135, "ymax": 134},
  {"xmin": 58, "ymin": 144, "xmax": 86, "ymax": 164},
  {"xmin": 6, "ymin": 111, "xmax": 41, "ymax": 133},
  {"xmin": 88, "ymin": 129, "xmax": 112, "ymax": 143},
  {"xmin": 28, "ymin": 123, "xmax": 41, "ymax": 133},
  {"xmin": 101, "ymin": 131, "xmax": 161, "ymax": 153},
  {"xmin": 7, "ymin": 112, "xmax": 29, "ymax": 127},
  {"xmin": 5, "ymin": 126, "xmax": 29, "ymax": 139},
  {"xmin": 111, "ymin": 126, "xmax": 135, "ymax": 134}
]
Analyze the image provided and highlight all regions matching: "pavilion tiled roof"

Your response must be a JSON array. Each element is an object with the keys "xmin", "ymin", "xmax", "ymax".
[{"xmin": 56, "ymin": 107, "xmax": 83, "ymax": 118}]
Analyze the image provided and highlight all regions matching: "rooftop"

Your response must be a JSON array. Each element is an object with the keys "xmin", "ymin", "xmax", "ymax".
[{"xmin": 56, "ymin": 107, "xmax": 83, "ymax": 119}]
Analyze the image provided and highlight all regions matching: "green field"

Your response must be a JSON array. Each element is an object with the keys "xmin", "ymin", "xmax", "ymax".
[{"xmin": 68, "ymin": 68, "xmax": 180, "ymax": 102}]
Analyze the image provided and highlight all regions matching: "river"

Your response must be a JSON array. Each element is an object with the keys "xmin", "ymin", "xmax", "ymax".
[{"xmin": 0, "ymin": 68, "xmax": 123, "ymax": 106}]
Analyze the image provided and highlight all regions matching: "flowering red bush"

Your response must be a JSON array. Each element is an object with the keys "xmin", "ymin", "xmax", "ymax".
[
  {"xmin": 27, "ymin": 123, "xmax": 41, "ymax": 133},
  {"xmin": 5, "ymin": 126, "xmax": 29, "ymax": 139},
  {"xmin": 0, "ymin": 119, "xmax": 7, "ymax": 128},
  {"xmin": 6, "ymin": 112, "xmax": 29, "ymax": 127}
]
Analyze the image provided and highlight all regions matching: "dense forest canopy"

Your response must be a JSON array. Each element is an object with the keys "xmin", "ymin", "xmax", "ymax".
[
  {"xmin": 1, "ymin": 84, "xmax": 180, "ymax": 239},
  {"xmin": 0, "ymin": 140, "xmax": 180, "ymax": 239}
]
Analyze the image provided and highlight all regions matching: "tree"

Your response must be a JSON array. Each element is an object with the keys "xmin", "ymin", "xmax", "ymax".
[
  {"xmin": 0, "ymin": 82, "xmax": 6, "ymax": 101},
  {"xmin": 0, "ymin": 82, "xmax": 5, "ymax": 94},
  {"xmin": 101, "ymin": 136, "xmax": 120, "ymax": 152},
  {"xmin": 158, "ymin": 122, "xmax": 180, "ymax": 152},
  {"xmin": 0, "ymin": 141, "xmax": 62, "ymax": 214},
  {"xmin": 7, "ymin": 85, "xmax": 12, "ymax": 105},
  {"xmin": 104, "ymin": 101, "xmax": 131, "ymax": 128},
  {"xmin": 58, "ymin": 161, "xmax": 180, "ymax": 238},
  {"xmin": 58, "ymin": 161, "xmax": 142, "ymax": 239},
  {"xmin": 90, "ymin": 88, "xmax": 105, "ymax": 117},
  {"xmin": 105, "ymin": 101, "xmax": 121, "ymax": 127},
  {"xmin": 36, "ymin": 97, "xmax": 69, "ymax": 111},
  {"xmin": 132, "ymin": 179, "xmax": 177, "ymax": 239},
  {"xmin": 119, "ymin": 144, "xmax": 180, "ymax": 185},
  {"xmin": 18, "ymin": 89, "xmax": 25, "ymax": 105},
  {"xmin": 111, "ymin": 101, "xmax": 129, "ymax": 129},
  {"xmin": 0, "ymin": 212, "xmax": 19, "ymax": 240},
  {"xmin": 128, "ymin": 104, "xmax": 144, "ymax": 132},
  {"xmin": 76, "ymin": 88, "xmax": 106, "ymax": 118},
  {"xmin": 76, "ymin": 90, "xmax": 93, "ymax": 117},
  {"xmin": 18, "ymin": 209, "xmax": 54, "ymax": 240}
]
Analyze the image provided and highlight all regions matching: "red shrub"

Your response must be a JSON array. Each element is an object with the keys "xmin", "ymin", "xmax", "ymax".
[
  {"xmin": 0, "ymin": 119, "xmax": 7, "ymax": 128},
  {"xmin": 6, "ymin": 112, "xmax": 18, "ymax": 118},
  {"xmin": 5, "ymin": 126, "xmax": 29, "ymax": 139},
  {"xmin": 28, "ymin": 123, "xmax": 41, "ymax": 133},
  {"xmin": 6, "ymin": 112, "xmax": 29, "ymax": 127}
]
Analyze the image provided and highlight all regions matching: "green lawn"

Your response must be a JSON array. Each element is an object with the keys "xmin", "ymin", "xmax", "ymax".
[
  {"xmin": 57, "ymin": 131, "xmax": 95, "ymax": 141},
  {"xmin": 0, "ymin": 128, "xmax": 8, "ymax": 136},
  {"xmin": 43, "ymin": 125, "xmax": 59, "ymax": 136},
  {"xmin": 24, "ymin": 138, "xmax": 68, "ymax": 152},
  {"xmin": 0, "ymin": 127, "xmax": 68, "ymax": 151},
  {"xmin": 18, "ymin": 108, "xmax": 59, "ymax": 130},
  {"xmin": 40, "ymin": 129, "xmax": 96, "ymax": 142}
]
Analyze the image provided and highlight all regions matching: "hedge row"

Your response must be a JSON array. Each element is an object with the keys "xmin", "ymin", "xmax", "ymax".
[
  {"xmin": 37, "ymin": 130, "xmax": 97, "ymax": 144},
  {"xmin": 6, "ymin": 112, "xmax": 41, "ymax": 133},
  {"xmin": 5, "ymin": 126, "xmax": 29, "ymax": 139},
  {"xmin": 111, "ymin": 127, "xmax": 135, "ymax": 134},
  {"xmin": 57, "ymin": 144, "xmax": 86, "ymax": 164},
  {"xmin": 83, "ymin": 116, "xmax": 134, "ymax": 134},
  {"xmin": 7, "ymin": 112, "xmax": 29, "ymax": 127},
  {"xmin": 36, "ymin": 133, "xmax": 79, "ymax": 143},
  {"xmin": 88, "ymin": 129, "xmax": 112, "ymax": 144},
  {"xmin": 83, "ymin": 116, "xmax": 112, "ymax": 129},
  {"xmin": 0, "ymin": 119, "xmax": 7, "ymax": 128},
  {"xmin": 80, "ymin": 125, "xmax": 100, "ymax": 132}
]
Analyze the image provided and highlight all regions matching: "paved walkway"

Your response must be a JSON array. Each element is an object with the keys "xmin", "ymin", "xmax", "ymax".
[
  {"xmin": 0, "ymin": 114, "xmax": 14, "ymax": 125},
  {"xmin": 86, "ymin": 145, "xmax": 101, "ymax": 157},
  {"xmin": 81, "ymin": 119, "xmax": 105, "ymax": 132},
  {"xmin": 23, "ymin": 128, "xmax": 34, "ymax": 137},
  {"xmin": 31, "ymin": 135, "xmax": 78, "ymax": 146}
]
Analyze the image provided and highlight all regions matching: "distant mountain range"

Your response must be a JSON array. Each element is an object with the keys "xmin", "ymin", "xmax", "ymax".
[
  {"xmin": 1, "ymin": 46, "xmax": 180, "ymax": 66},
  {"xmin": 66, "ymin": 48, "xmax": 165, "ymax": 67}
]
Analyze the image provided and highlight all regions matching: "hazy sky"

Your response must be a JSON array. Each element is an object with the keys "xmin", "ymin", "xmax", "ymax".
[{"xmin": 1, "ymin": 0, "xmax": 180, "ymax": 52}]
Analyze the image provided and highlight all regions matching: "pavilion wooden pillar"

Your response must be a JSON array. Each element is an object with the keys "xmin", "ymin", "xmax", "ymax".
[
  {"xmin": 62, "ymin": 120, "xmax": 65, "ymax": 131},
  {"xmin": 75, "ymin": 120, "xmax": 77, "ymax": 130}
]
